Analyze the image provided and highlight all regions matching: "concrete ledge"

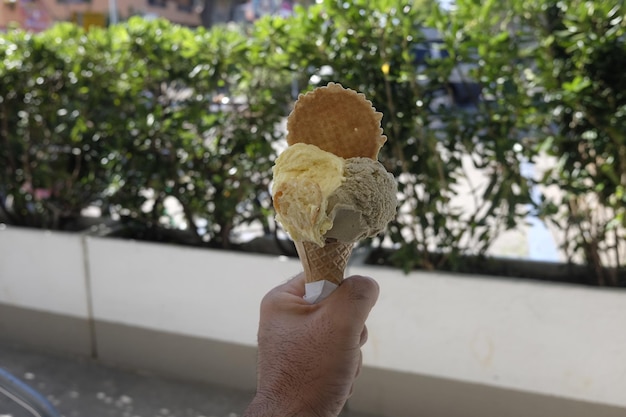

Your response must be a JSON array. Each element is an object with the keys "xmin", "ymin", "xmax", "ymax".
[
  {"xmin": 352, "ymin": 263, "xmax": 626, "ymax": 410},
  {"xmin": 1, "ymin": 226, "xmax": 625, "ymax": 417},
  {"xmin": 3, "ymin": 304, "xmax": 625, "ymax": 417},
  {"xmin": 2, "ymin": 304, "xmax": 625, "ymax": 417}
]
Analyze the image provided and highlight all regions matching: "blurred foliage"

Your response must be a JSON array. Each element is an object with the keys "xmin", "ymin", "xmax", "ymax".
[
  {"xmin": 0, "ymin": 17, "xmax": 291, "ymax": 247},
  {"xmin": 530, "ymin": 0, "xmax": 626, "ymax": 285},
  {"xmin": 1, "ymin": 1, "xmax": 624, "ymax": 285},
  {"xmin": 276, "ymin": 0, "xmax": 535, "ymax": 272},
  {"xmin": 0, "ymin": 24, "xmax": 122, "ymax": 229},
  {"xmin": 441, "ymin": 0, "xmax": 626, "ymax": 285}
]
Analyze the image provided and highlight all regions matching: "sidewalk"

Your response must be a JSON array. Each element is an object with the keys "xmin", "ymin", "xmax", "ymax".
[{"xmin": 0, "ymin": 342, "xmax": 379, "ymax": 417}]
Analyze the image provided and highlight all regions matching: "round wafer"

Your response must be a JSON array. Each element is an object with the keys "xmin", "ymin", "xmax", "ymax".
[{"xmin": 286, "ymin": 82, "xmax": 386, "ymax": 159}]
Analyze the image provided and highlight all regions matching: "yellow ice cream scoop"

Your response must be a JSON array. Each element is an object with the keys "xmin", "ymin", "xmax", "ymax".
[{"xmin": 272, "ymin": 143, "xmax": 345, "ymax": 246}]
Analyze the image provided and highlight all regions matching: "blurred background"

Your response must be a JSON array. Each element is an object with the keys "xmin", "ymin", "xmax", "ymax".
[
  {"xmin": 1, "ymin": 1, "xmax": 625, "ymax": 416},
  {"xmin": 1, "ymin": 0, "xmax": 624, "ymax": 285}
]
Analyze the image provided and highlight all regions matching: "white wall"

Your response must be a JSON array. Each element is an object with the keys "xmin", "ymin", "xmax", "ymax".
[
  {"xmin": 0, "ymin": 227, "xmax": 89, "ymax": 318},
  {"xmin": 86, "ymin": 236, "xmax": 294, "ymax": 345},
  {"xmin": 352, "ymin": 264, "xmax": 626, "ymax": 414}
]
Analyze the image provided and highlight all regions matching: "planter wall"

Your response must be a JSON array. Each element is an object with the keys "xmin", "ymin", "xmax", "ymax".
[
  {"xmin": 350, "ymin": 263, "xmax": 626, "ymax": 417},
  {"xmin": 0, "ymin": 227, "xmax": 93, "ymax": 355},
  {"xmin": 1, "ymin": 226, "xmax": 625, "ymax": 417},
  {"xmin": 86, "ymin": 235, "xmax": 293, "ymax": 390}
]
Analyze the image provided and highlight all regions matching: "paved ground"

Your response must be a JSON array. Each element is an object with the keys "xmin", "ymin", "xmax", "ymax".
[{"xmin": 0, "ymin": 342, "xmax": 378, "ymax": 417}]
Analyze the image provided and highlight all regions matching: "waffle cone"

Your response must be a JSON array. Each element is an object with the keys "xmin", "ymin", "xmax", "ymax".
[
  {"xmin": 287, "ymin": 82, "xmax": 386, "ymax": 160},
  {"xmin": 294, "ymin": 240, "xmax": 354, "ymax": 285}
]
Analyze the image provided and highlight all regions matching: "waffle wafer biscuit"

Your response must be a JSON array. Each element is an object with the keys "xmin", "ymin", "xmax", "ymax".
[{"xmin": 286, "ymin": 82, "xmax": 386, "ymax": 160}]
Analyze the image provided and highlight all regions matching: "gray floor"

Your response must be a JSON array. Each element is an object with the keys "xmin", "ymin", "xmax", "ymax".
[{"xmin": 0, "ymin": 342, "xmax": 378, "ymax": 417}]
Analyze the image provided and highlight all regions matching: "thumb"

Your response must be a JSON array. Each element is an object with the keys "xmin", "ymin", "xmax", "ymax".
[{"xmin": 327, "ymin": 275, "xmax": 379, "ymax": 324}]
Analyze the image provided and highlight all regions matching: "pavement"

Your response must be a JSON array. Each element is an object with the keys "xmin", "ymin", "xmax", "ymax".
[{"xmin": 0, "ymin": 342, "xmax": 379, "ymax": 417}]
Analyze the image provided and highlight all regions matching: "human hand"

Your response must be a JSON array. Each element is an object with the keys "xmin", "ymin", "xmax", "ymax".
[{"xmin": 243, "ymin": 273, "xmax": 379, "ymax": 417}]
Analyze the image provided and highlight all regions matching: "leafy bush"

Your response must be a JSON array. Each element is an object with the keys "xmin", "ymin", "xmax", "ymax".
[
  {"xmin": 0, "ymin": 17, "xmax": 292, "ymax": 248},
  {"xmin": 100, "ymin": 18, "xmax": 283, "ymax": 247},
  {"xmin": 530, "ymin": 1, "xmax": 626, "ymax": 285},
  {"xmin": 1, "ymin": 2, "xmax": 623, "ymax": 285},
  {"xmin": 441, "ymin": 0, "xmax": 625, "ymax": 284},
  {"xmin": 269, "ymin": 0, "xmax": 534, "ymax": 271},
  {"xmin": 0, "ymin": 24, "xmax": 122, "ymax": 229}
]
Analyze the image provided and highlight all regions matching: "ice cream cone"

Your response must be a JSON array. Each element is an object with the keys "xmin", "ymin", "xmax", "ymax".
[
  {"xmin": 294, "ymin": 239, "xmax": 354, "ymax": 285},
  {"xmin": 274, "ymin": 82, "xmax": 395, "ymax": 293}
]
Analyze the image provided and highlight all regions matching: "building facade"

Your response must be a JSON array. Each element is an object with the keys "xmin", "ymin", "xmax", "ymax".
[
  {"xmin": 0, "ymin": 0, "xmax": 210, "ymax": 31},
  {"xmin": 0, "ymin": 0, "xmax": 314, "ymax": 32}
]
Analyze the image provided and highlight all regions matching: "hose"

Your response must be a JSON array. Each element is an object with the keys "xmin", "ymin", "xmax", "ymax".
[{"xmin": 0, "ymin": 367, "xmax": 62, "ymax": 417}]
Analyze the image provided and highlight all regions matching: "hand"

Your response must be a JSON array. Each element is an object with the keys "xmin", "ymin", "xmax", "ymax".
[{"xmin": 243, "ymin": 273, "xmax": 379, "ymax": 417}]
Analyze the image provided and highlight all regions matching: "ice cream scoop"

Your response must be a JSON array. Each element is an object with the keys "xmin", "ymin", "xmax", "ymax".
[
  {"xmin": 272, "ymin": 143, "xmax": 345, "ymax": 247},
  {"xmin": 325, "ymin": 157, "xmax": 397, "ymax": 243}
]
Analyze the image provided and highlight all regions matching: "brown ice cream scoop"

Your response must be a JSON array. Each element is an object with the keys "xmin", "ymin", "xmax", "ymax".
[{"xmin": 325, "ymin": 157, "xmax": 397, "ymax": 243}]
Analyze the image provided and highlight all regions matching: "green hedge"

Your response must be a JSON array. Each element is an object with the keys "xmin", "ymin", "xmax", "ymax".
[
  {"xmin": 0, "ymin": 18, "xmax": 292, "ymax": 247},
  {"xmin": 443, "ymin": 0, "xmax": 626, "ymax": 285},
  {"xmin": 1, "ymin": 0, "xmax": 624, "ymax": 285}
]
